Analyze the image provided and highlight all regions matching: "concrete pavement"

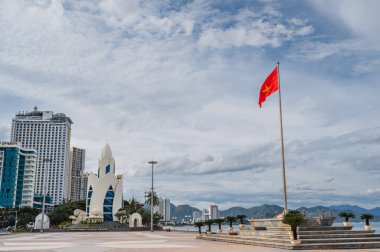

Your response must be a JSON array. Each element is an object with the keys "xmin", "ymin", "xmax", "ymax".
[{"xmin": 0, "ymin": 231, "xmax": 380, "ymax": 252}]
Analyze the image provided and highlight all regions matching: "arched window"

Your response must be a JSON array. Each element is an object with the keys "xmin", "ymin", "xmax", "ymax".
[
  {"xmin": 105, "ymin": 165, "xmax": 110, "ymax": 174},
  {"xmin": 86, "ymin": 186, "xmax": 93, "ymax": 216},
  {"xmin": 103, "ymin": 185, "xmax": 114, "ymax": 221}
]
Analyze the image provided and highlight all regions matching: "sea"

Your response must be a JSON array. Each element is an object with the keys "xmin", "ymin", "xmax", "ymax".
[{"xmin": 170, "ymin": 222, "xmax": 380, "ymax": 233}]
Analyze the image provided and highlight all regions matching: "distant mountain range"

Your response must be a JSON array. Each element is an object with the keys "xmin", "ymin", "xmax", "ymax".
[
  {"xmin": 170, "ymin": 204, "xmax": 200, "ymax": 221},
  {"xmin": 329, "ymin": 204, "xmax": 380, "ymax": 216},
  {"xmin": 169, "ymin": 203, "xmax": 380, "ymax": 222}
]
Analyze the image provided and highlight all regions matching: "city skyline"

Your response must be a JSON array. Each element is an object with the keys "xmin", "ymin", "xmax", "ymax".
[{"xmin": 0, "ymin": 1, "xmax": 379, "ymax": 210}]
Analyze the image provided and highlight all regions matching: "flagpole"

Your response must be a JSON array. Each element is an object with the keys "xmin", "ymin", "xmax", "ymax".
[{"xmin": 277, "ymin": 61, "xmax": 288, "ymax": 213}]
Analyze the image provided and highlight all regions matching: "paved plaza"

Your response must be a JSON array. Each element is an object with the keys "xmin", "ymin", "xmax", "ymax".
[{"xmin": 0, "ymin": 231, "xmax": 380, "ymax": 252}]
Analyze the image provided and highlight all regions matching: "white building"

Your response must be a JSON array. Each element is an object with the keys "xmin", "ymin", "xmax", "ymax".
[
  {"xmin": 68, "ymin": 147, "xmax": 86, "ymax": 201},
  {"xmin": 209, "ymin": 205, "xmax": 219, "ymax": 219},
  {"xmin": 192, "ymin": 211, "xmax": 202, "ymax": 223},
  {"xmin": 86, "ymin": 144, "xmax": 123, "ymax": 221},
  {"xmin": 80, "ymin": 172, "xmax": 88, "ymax": 200},
  {"xmin": 155, "ymin": 198, "xmax": 171, "ymax": 221},
  {"xmin": 202, "ymin": 209, "xmax": 210, "ymax": 220},
  {"xmin": 11, "ymin": 107, "xmax": 72, "ymax": 204}
]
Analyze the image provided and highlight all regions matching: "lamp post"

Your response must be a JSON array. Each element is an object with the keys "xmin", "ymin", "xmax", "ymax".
[
  {"xmin": 14, "ymin": 210, "xmax": 17, "ymax": 231},
  {"xmin": 41, "ymin": 158, "xmax": 52, "ymax": 233},
  {"xmin": 148, "ymin": 161, "xmax": 157, "ymax": 232}
]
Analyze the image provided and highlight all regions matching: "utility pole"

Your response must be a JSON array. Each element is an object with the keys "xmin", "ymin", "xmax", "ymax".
[
  {"xmin": 148, "ymin": 161, "xmax": 157, "ymax": 232},
  {"xmin": 41, "ymin": 158, "xmax": 52, "ymax": 233}
]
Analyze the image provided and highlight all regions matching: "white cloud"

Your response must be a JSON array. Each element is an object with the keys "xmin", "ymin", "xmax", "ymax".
[
  {"xmin": 198, "ymin": 9, "xmax": 313, "ymax": 49},
  {"xmin": 310, "ymin": 0, "xmax": 380, "ymax": 41}
]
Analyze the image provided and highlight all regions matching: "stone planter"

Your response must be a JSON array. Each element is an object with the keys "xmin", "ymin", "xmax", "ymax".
[
  {"xmin": 227, "ymin": 227, "xmax": 234, "ymax": 232},
  {"xmin": 364, "ymin": 224, "xmax": 372, "ymax": 231},
  {"xmin": 343, "ymin": 221, "xmax": 351, "ymax": 227},
  {"xmin": 290, "ymin": 239, "xmax": 301, "ymax": 246},
  {"xmin": 239, "ymin": 224, "xmax": 245, "ymax": 229},
  {"xmin": 218, "ymin": 229, "xmax": 223, "ymax": 233}
]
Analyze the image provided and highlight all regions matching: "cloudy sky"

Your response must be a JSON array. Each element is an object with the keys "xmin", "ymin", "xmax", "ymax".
[{"xmin": 0, "ymin": 0, "xmax": 379, "ymax": 210}]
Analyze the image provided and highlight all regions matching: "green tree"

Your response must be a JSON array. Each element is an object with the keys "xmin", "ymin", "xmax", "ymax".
[
  {"xmin": 282, "ymin": 210, "xmax": 306, "ymax": 240},
  {"xmin": 49, "ymin": 210, "xmax": 69, "ymax": 226},
  {"xmin": 17, "ymin": 213, "xmax": 35, "ymax": 229},
  {"xmin": 225, "ymin": 216, "xmax": 236, "ymax": 227},
  {"xmin": 214, "ymin": 218, "xmax": 225, "ymax": 231},
  {"xmin": 145, "ymin": 191, "xmax": 159, "ymax": 207},
  {"xmin": 361, "ymin": 213, "xmax": 374, "ymax": 226},
  {"xmin": 338, "ymin": 212, "xmax": 355, "ymax": 222},
  {"xmin": 115, "ymin": 198, "xmax": 145, "ymax": 223},
  {"xmin": 204, "ymin": 219, "xmax": 214, "ymax": 232},
  {"xmin": 16, "ymin": 207, "xmax": 39, "ymax": 229},
  {"xmin": 194, "ymin": 221, "xmax": 204, "ymax": 234},
  {"xmin": 236, "ymin": 215, "xmax": 247, "ymax": 225},
  {"xmin": 153, "ymin": 212, "xmax": 163, "ymax": 225},
  {"xmin": 48, "ymin": 200, "xmax": 85, "ymax": 226},
  {"xmin": 19, "ymin": 206, "xmax": 39, "ymax": 216},
  {"xmin": 141, "ymin": 210, "xmax": 151, "ymax": 226}
]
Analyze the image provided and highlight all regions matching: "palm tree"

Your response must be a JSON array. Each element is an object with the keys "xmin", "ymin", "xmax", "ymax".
[
  {"xmin": 145, "ymin": 191, "xmax": 159, "ymax": 207},
  {"xmin": 338, "ymin": 212, "xmax": 355, "ymax": 222},
  {"xmin": 282, "ymin": 210, "xmax": 306, "ymax": 240},
  {"xmin": 236, "ymin": 215, "xmax": 247, "ymax": 225},
  {"xmin": 204, "ymin": 219, "xmax": 214, "ymax": 232},
  {"xmin": 225, "ymin": 216, "xmax": 236, "ymax": 228},
  {"xmin": 361, "ymin": 213, "xmax": 374, "ymax": 226},
  {"xmin": 115, "ymin": 198, "xmax": 145, "ymax": 223},
  {"xmin": 194, "ymin": 221, "xmax": 204, "ymax": 234},
  {"xmin": 214, "ymin": 218, "xmax": 225, "ymax": 232}
]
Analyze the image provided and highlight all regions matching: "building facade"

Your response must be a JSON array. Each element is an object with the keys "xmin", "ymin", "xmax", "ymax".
[
  {"xmin": 11, "ymin": 107, "xmax": 73, "ymax": 204},
  {"xmin": 0, "ymin": 142, "xmax": 36, "ymax": 208},
  {"xmin": 80, "ymin": 172, "xmax": 88, "ymax": 200},
  {"xmin": 192, "ymin": 211, "xmax": 202, "ymax": 223},
  {"xmin": 86, "ymin": 144, "xmax": 123, "ymax": 221},
  {"xmin": 68, "ymin": 147, "xmax": 86, "ymax": 201},
  {"xmin": 209, "ymin": 205, "xmax": 219, "ymax": 219},
  {"xmin": 156, "ymin": 198, "xmax": 171, "ymax": 222},
  {"xmin": 202, "ymin": 209, "xmax": 210, "ymax": 220}
]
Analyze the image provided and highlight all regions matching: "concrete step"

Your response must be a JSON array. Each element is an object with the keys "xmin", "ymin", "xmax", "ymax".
[
  {"xmin": 201, "ymin": 233, "xmax": 380, "ymax": 250},
  {"xmin": 267, "ymin": 227, "xmax": 291, "ymax": 231},
  {"xmin": 299, "ymin": 230, "xmax": 374, "ymax": 235},
  {"xmin": 240, "ymin": 231, "xmax": 290, "ymax": 238},
  {"xmin": 208, "ymin": 234, "xmax": 290, "ymax": 244},
  {"xmin": 300, "ymin": 233, "xmax": 380, "ymax": 239},
  {"xmin": 294, "ymin": 241, "xmax": 380, "ymax": 250},
  {"xmin": 300, "ymin": 237, "xmax": 380, "ymax": 244},
  {"xmin": 299, "ymin": 226, "xmax": 352, "ymax": 231},
  {"xmin": 199, "ymin": 235, "xmax": 292, "ymax": 249}
]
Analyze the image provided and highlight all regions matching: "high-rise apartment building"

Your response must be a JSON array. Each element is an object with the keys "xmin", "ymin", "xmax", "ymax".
[
  {"xmin": 11, "ymin": 107, "xmax": 72, "ymax": 204},
  {"xmin": 209, "ymin": 205, "xmax": 219, "ymax": 219},
  {"xmin": 80, "ymin": 172, "xmax": 88, "ymax": 200},
  {"xmin": 0, "ymin": 142, "xmax": 37, "ymax": 208},
  {"xmin": 202, "ymin": 209, "xmax": 210, "ymax": 220},
  {"xmin": 68, "ymin": 147, "xmax": 85, "ymax": 201},
  {"xmin": 155, "ymin": 198, "xmax": 171, "ymax": 221},
  {"xmin": 192, "ymin": 211, "xmax": 202, "ymax": 223}
]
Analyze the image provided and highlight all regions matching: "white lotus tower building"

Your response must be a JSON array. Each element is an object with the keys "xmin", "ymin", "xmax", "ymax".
[{"xmin": 86, "ymin": 143, "xmax": 123, "ymax": 221}]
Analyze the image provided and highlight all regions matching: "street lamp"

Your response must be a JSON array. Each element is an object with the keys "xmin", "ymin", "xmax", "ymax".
[
  {"xmin": 41, "ymin": 158, "xmax": 52, "ymax": 233},
  {"xmin": 148, "ymin": 160, "xmax": 157, "ymax": 232}
]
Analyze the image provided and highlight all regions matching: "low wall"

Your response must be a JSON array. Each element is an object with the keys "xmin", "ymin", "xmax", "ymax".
[
  {"xmin": 249, "ymin": 218, "xmax": 285, "ymax": 229},
  {"xmin": 248, "ymin": 216, "xmax": 335, "ymax": 230}
]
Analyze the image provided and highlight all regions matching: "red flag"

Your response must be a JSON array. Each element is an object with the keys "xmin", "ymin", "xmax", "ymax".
[{"xmin": 258, "ymin": 66, "xmax": 279, "ymax": 108}]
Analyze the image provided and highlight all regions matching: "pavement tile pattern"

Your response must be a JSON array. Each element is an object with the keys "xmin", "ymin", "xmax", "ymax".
[{"xmin": 0, "ymin": 231, "xmax": 380, "ymax": 252}]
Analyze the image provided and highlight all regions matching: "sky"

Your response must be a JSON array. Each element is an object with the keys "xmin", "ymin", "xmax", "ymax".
[{"xmin": 0, "ymin": 0, "xmax": 379, "ymax": 210}]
